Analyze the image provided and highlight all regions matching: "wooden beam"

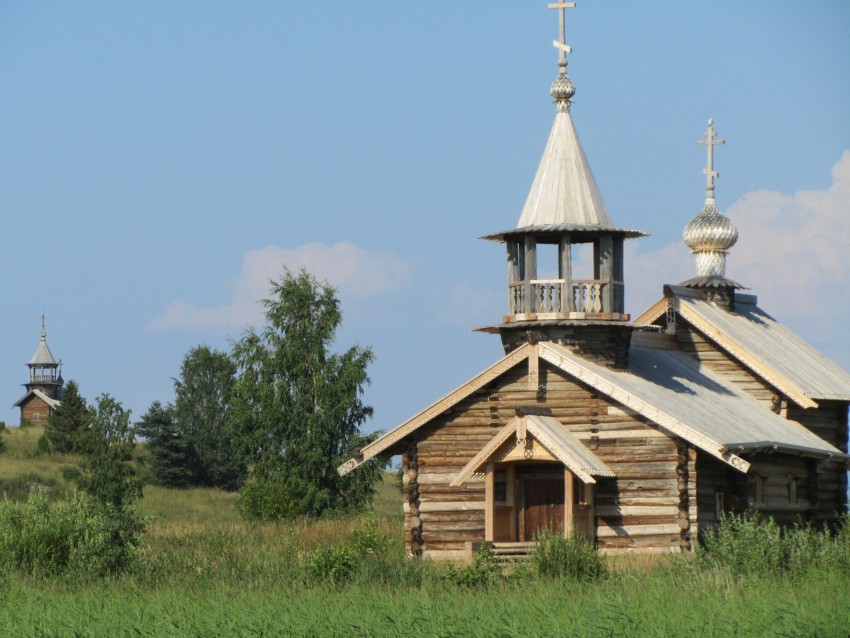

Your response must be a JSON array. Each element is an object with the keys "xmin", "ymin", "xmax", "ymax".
[
  {"xmin": 485, "ymin": 463, "xmax": 494, "ymax": 542},
  {"xmin": 528, "ymin": 344, "xmax": 539, "ymax": 391}
]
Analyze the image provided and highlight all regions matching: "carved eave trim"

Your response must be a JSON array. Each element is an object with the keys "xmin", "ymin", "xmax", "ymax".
[
  {"xmin": 537, "ymin": 341, "xmax": 751, "ymax": 473},
  {"xmin": 337, "ymin": 344, "xmax": 532, "ymax": 476}
]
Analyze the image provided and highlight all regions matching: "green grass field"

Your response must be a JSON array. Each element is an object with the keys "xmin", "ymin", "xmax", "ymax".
[{"xmin": 1, "ymin": 426, "xmax": 848, "ymax": 637}]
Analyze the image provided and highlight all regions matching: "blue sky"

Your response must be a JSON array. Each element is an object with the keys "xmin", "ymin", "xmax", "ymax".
[{"xmin": 2, "ymin": 1, "xmax": 848, "ymax": 433}]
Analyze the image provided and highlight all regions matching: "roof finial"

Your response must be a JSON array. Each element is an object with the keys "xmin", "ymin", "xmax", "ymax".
[
  {"xmin": 40, "ymin": 314, "xmax": 46, "ymax": 339},
  {"xmin": 548, "ymin": 2, "xmax": 576, "ymax": 109},
  {"xmin": 698, "ymin": 117, "xmax": 725, "ymax": 204}
]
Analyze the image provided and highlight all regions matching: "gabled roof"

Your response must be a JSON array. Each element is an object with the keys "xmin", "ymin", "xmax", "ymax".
[
  {"xmin": 339, "ymin": 339, "xmax": 846, "ymax": 478},
  {"xmin": 516, "ymin": 109, "xmax": 612, "ymax": 229},
  {"xmin": 538, "ymin": 342, "xmax": 845, "ymax": 470},
  {"xmin": 13, "ymin": 388, "xmax": 61, "ymax": 410},
  {"xmin": 451, "ymin": 413, "xmax": 614, "ymax": 486},
  {"xmin": 635, "ymin": 286, "xmax": 850, "ymax": 406}
]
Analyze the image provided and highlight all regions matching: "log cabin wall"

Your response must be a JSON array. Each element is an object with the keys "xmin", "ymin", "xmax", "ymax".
[
  {"xmin": 21, "ymin": 398, "xmax": 51, "ymax": 425},
  {"xmin": 695, "ymin": 452, "xmax": 747, "ymax": 531},
  {"xmin": 407, "ymin": 360, "xmax": 686, "ymax": 558},
  {"xmin": 671, "ymin": 318, "xmax": 775, "ymax": 406},
  {"xmin": 745, "ymin": 454, "xmax": 814, "ymax": 526},
  {"xmin": 787, "ymin": 401, "xmax": 849, "ymax": 520},
  {"xmin": 696, "ymin": 450, "xmax": 837, "ymax": 531}
]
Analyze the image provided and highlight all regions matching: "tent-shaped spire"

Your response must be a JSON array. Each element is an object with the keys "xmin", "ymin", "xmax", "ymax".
[
  {"xmin": 516, "ymin": 2, "xmax": 611, "ymax": 230},
  {"xmin": 516, "ymin": 81, "xmax": 612, "ymax": 229},
  {"xmin": 30, "ymin": 315, "xmax": 58, "ymax": 366}
]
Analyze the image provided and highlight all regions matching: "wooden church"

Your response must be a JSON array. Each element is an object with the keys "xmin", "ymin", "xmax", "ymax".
[
  {"xmin": 338, "ymin": 4, "xmax": 850, "ymax": 557},
  {"xmin": 13, "ymin": 317, "xmax": 64, "ymax": 426}
]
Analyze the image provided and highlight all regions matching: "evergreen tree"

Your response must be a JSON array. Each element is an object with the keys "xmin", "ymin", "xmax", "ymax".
[
  {"xmin": 135, "ymin": 401, "xmax": 194, "ymax": 488},
  {"xmin": 0, "ymin": 421, "xmax": 6, "ymax": 455},
  {"xmin": 229, "ymin": 268, "xmax": 383, "ymax": 520},
  {"xmin": 173, "ymin": 346, "xmax": 244, "ymax": 490},
  {"xmin": 44, "ymin": 380, "xmax": 91, "ymax": 453}
]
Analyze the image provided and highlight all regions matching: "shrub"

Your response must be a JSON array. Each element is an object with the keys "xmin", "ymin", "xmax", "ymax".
[
  {"xmin": 306, "ymin": 543, "xmax": 358, "ymax": 585},
  {"xmin": 442, "ymin": 543, "xmax": 501, "ymax": 588},
  {"xmin": 699, "ymin": 511, "xmax": 785, "ymax": 575},
  {"xmin": 0, "ymin": 492, "xmax": 145, "ymax": 578},
  {"xmin": 530, "ymin": 529, "xmax": 604, "ymax": 581},
  {"xmin": 0, "ymin": 422, "xmax": 5, "ymax": 455},
  {"xmin": 304, "ymin": 515, "xmax": 397, "ymax": 586}
]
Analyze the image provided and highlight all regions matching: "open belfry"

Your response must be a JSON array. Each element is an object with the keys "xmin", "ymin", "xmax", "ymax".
[
  {"xmin": 14, "ymin": 316, "xmax": 64, "ymax": 426},
  {"xmin": 339, "ymin": 4, "xmax": 850, "ymax": 557}
]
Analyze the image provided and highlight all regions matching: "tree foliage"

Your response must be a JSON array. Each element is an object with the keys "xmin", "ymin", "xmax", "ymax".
[
  {"xmin": 173, "ymin": 345, "xmax": 244, "ymax": 490},
  {"xmin": 138, "ymin": 347, "xmax": 245, "ymax": 489},
  {"xmin": 229, "ymin": 268, "xmax": 383, "ymax": 520},
  {"xmin": 135, "ymin": 401, "xmax": 193, "ymax": 488},
  {"xmin": 44, "ymin": 380, "xmax": 91, "ymax": 453},
  {"xmin": 76, "ymin": 394, "xmax": 142, "ymax": 512}
]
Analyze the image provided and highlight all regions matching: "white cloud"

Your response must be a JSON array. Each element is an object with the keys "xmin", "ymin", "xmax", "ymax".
[
  {"xmin": 151, "ymin": 242, "xmax": 411, "ymax": 330},
  {"xmin": 626, "ymin": 150, "xmax": 850, "ymax": 364}
]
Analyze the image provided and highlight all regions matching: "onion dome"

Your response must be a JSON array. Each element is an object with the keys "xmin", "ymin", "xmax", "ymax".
[
  {"xmin": 550, "ymin": 62, "xmax": 575, "ymax": 107},
  {"xmin": 684, "ymin": 199, "xmax": 738, "ymax": 252},
  {"xmin": 683, "ymin": 119, "xmax": 738, "ymax": 279}
]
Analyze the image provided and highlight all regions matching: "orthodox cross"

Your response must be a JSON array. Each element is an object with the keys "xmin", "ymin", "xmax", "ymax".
[
  {"xmin": 698, "ymin": 118, "xmax": 725, "ymax": 199},
  {"xmin": 548, "ymin": 2, "xmax": 576, "ymax": 65}
]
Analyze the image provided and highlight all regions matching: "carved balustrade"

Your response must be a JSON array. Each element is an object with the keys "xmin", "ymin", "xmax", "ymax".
[{"xmin": 507, "ymin": 279, "xmax": 622, "ymax": 315}]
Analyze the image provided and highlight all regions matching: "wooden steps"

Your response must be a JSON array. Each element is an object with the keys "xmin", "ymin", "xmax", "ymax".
[{"xmin": 492, "ymin": 542, "xmax": 535, "ymax": 562}]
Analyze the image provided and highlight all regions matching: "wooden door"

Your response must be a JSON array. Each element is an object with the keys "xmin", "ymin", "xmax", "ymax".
[{"xmin": 522, "ymin": 478, "xmax": 564, "ymax": 541}]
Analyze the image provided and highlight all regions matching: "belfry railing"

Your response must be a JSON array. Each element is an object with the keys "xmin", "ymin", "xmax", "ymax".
[{"xmin": 508, "ymin": 279, "xmax": 623, "ymax": 316}]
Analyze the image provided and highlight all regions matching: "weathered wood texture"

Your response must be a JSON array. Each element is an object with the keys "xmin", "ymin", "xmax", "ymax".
[
  {"xmin": 671, "ymin": 318, "xmax": 776, "ymax": 406},
  {"xmin": 787, "ymin": 401, "xmax": 849, "ymax": 520},
  {"xmin": 407, "ymin": 360, "xmax": 684, "ymax": 555},
  {"xmin": 20, "ymin": 396, "xmax": 51, "ymax": 425}
]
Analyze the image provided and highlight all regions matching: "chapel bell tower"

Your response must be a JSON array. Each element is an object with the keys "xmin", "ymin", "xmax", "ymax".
[{"xmin": 478, "ymin": 2, "xmax": 646, "ymax": 368}]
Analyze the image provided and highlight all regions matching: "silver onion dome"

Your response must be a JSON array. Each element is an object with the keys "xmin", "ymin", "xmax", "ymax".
[
  {"xmin": 550, "ymin": 66, "xmax": 575, "ymax": 105},
  {"xmin": 684, "ymin": 200, "xmax": 738, "ymax": 252}
]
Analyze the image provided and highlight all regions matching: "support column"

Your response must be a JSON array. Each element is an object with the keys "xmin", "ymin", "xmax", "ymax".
[
  {"xmin": 559, "ymin": 236, "xmax": 572, "ymax": 312},
  {"xmin": 597, "ymin": 235, "xmax": 613, "ymax": 313},
  {"xmin": 523, "ymin": 236, "xmax": 537, "ymax": 313}
]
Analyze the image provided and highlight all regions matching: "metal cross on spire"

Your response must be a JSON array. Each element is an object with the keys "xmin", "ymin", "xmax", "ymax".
[
  {"xmin": 698, "ymin": 118, "xmax": 725, "ymax": 201},
  {"xmin": 548, "ymin": 2, "xmax": 576, "ymax": 68}
]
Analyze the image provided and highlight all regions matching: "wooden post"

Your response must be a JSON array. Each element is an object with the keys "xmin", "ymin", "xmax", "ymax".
[
  {"xmin": 524, "ymin": 236, "xmax": 537, "ymax": 313},
  {"xmin": 597, "ymin": 235, "xmax": 613, "ymax": 313},
  {"xmin": 559, "ymin": 236, "xmax": 572, "ymax": 312},
  {"xmin": 676, "ymin": 439, "xmax": 692, "ymax": 551},
  {"xmin": 485, "ymin": 462, "xmax": 495, "ymax": 542},
  {"xmin": 564, "ymin": 468, "xmax": 574, "ymax": 536},
  {"xmin": 507, "ymin": 465, "xmax": 517, "ymax": 542},
  {"xmin": 612, "ymin": 236, "xmax": 624, "ymax": 313}
]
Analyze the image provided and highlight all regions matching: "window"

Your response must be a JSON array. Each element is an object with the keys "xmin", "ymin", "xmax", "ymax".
[{"xmin": 787, "ymin": 474, "xmax": 798, "ymax": 504}]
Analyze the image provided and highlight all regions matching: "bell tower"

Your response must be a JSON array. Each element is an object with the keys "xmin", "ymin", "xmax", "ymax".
[{"xmin": 478, "ymin": 2, "xmax": 647, "ymax": 368}]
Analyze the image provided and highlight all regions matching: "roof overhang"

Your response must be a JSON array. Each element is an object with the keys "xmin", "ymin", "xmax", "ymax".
[
  {"xmin": 481, "ymin": 224, "xmax": 647, "ymax": 243},
  {"xmin": 12, "ymin": 388, "xmax": 61, "ymax": 410},
  {"xmin": 450, "ymin": 410, "xmax": 614, "ymax": 486}
]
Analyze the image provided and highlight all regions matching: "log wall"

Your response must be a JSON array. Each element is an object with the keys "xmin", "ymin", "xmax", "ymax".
[
  {"xmin": 673, "ymin": 319, "xmax": 775, "ymax": 406},
  {"xmin": 408, "ymin": 360, "xmax": 686, "ymax": 557},
  {"xmin": 787, "ymin": 401, "xmax": 849, "ymax": 521},
  {"xmin": 20, "ymin": 397, "xmax": 51, "ymax": 426}
]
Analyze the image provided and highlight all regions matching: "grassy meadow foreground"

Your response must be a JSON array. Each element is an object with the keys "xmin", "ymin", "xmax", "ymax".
[{"xmin": 2, "ymin": 426, "xmax": 849, "ymax": 637}]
